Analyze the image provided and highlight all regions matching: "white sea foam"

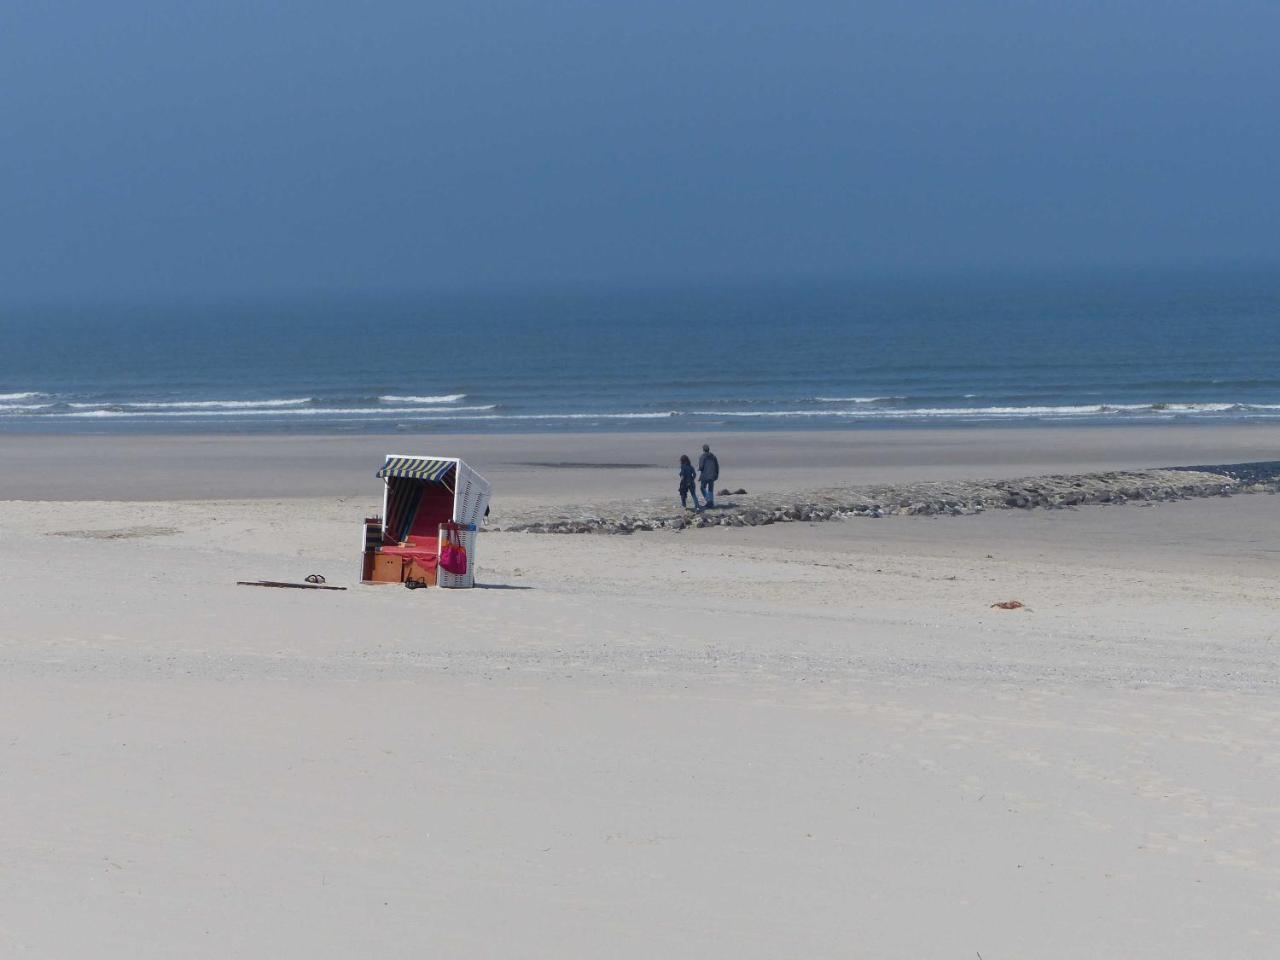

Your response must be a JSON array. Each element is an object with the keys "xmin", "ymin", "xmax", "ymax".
[
  {"xmin": 67, "ymin": 399, "xmax": 314, "ymax": 409},
  {"xmin": 379, "ymin": 394, "xmax": 466, "ymax": 404},
  {"xmin": 689, "ymin": 402, "xmax": 1253, "ymax": 419},
  {"xmin": 137, "ymin": 398, "xmax": 314, "ymax": 409},
  {"xmin": 448, "ymin": 412, "xmax": 677, "ymax": 420},
  {"xmin": 690, "ymin": 406, "xmax": 1103, "ymax": 418},
  {"xmin": 1144, "ymin": 402, "xmax": 1237, "ymax": 413},
  {"xmin": 383, "ymin": 412, "xmax": 679, "ymax": 422},
  {"xmin": 58, "ymin": 406, "xmax": 676, "ymax": 422},
  {"xmin": 62, "ymin": 404, "xmax": 496, "ymax": 418},
  {"xmin": 814, "ymin": 396, "xmax": 905, "ymax": 403},
  {"xmin": 68, "ymin": 394, "xmax": 464, "ymax": 410},
  {"xmin": 28, "ymin": 400, "xmax": 1275, "ymax": 423},
  {"xmin": 0, "ymin": 392, "xmax": 46, "ymax": 401},
  {"xmin": 379, "ymin": 411, "xmax": 677, "ymax": 421}
]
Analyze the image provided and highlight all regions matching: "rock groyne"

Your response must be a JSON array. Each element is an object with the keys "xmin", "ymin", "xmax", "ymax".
[{"xmin": 492, "ymin": 462, "xmax": 1280, "ymax": 535}]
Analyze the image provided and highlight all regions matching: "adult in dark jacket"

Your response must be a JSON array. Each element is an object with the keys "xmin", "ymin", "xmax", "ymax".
[
  {"xmin": 697, "ymin": 444, "xmax": 719, "ymax": 507},
  {"xmin": 678, "ymin": 454, "xmax": 699, "ymax": 510}
]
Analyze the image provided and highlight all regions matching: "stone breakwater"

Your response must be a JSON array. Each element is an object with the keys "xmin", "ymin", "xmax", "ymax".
[{"xmin": 493, "ymin": 462, "xmax": 1280, "ymax": 535}]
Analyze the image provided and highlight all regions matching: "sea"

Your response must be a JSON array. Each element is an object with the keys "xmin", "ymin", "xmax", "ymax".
[{"xmin": 3, "ymin": 268, "xmax": 1279, "ymax": 435}]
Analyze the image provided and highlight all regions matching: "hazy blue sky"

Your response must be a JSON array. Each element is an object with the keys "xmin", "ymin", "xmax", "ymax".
[{"xmin": 2, "ymin": 0, "xmax": 1277, "ymax": 302}]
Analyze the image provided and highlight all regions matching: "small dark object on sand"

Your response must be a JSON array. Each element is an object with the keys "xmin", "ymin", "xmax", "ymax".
[
  {"xmin": 405, "ymin": 578, "xmax": 428, "ymax": 590},
  {"xmin": 718, "ymin": 488, "xmax": 731, "ymax": 497},
  {"xmin": 991, "ymin": 600, "xmax": 1024, "ymax": 609},
  {"xmin": 733, "ymin": 488, "xmax": 747, "ymax": 495}
]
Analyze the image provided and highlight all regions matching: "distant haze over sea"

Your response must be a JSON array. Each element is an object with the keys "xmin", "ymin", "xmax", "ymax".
[{"xmin": 3, "ymin": 268, "xmax": 1279, "ymax": 434}]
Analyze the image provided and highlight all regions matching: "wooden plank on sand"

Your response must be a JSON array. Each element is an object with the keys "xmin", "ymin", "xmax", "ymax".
[{"xmin": 236, "ymin": 580, "xmax": 347, "ymax": 591}]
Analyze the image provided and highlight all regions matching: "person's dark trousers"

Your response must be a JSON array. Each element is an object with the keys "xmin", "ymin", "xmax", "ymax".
[{"xmin": 700, "ymin": 479, "xmax": 715, "ymax": 507}]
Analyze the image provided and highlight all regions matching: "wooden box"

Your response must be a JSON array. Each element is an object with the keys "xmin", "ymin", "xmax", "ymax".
[{"xmin": 369, "ymin": 553, "xmax": 405, "ymax": 584}]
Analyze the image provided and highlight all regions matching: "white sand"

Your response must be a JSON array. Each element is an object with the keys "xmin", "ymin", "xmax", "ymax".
[{"xmin": 2, "ymin": 429, "xmax": 1279, "ymax": 957}]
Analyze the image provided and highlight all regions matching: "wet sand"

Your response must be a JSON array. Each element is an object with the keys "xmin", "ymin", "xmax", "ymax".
[{"xmin": 3, "ymin": 423, "xmax": 1280, "ymax": 503}]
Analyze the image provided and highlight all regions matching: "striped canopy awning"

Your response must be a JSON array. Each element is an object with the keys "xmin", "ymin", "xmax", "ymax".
[{"xmin": 376, "ymin": 457, "xmax": 455, "ymax": 481}]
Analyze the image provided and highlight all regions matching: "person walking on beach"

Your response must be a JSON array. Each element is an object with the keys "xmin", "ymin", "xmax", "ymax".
[
  {"xmin": 698, "ymin": 443, "xmax": 719, "ymax": 508},
  {"xmin": 678, "ymin": 454, "xmax": 699, "ymax": 510}
]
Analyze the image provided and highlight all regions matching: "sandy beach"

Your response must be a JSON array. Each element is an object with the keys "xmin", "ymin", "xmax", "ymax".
[{"xmin": 2, "ymin": 427, "xmax": 1279, "ymax": 958}]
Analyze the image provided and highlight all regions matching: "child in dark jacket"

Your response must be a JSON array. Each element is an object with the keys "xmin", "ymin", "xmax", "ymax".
[{"xmin": 678, "ymin": 454, "xmax": 699, "ymax": 510}]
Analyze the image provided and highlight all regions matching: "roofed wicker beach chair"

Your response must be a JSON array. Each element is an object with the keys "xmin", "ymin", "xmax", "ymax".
[{"xmin": 360, "ymin": 455, "xmax": 491, "ymax": 589}]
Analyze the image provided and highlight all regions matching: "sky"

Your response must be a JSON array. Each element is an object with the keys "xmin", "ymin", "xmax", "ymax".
[{"xmin": 1, "ymin": 0, "xmax": 1278, "ymax": 303}]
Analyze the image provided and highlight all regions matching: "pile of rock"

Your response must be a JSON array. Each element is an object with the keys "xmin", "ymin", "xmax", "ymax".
[{"xmin": 493, "ymin": 464, "xmax": 1280, "ymax": 535}]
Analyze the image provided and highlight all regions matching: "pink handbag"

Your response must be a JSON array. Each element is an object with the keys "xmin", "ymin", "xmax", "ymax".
[{"xmin": 440, "ymin": 522, "xmax": 468, "ymax": 576}]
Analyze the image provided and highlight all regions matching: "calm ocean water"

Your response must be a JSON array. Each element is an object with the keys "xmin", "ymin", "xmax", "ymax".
[{"xmin": 3, "ymin": 270, "xmax": 1279, "ymax": 434}]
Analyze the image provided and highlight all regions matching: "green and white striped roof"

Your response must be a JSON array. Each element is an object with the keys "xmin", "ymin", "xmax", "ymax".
[{"xmin": 376, "ymin": 456, "xmax": 455, "ymax": 481}]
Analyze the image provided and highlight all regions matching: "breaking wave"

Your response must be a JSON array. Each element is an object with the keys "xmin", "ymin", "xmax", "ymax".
[
  {"xmin": 379, "ymin": 394, "xmax": 466, "ymax": 404},
  {"xmin": 691, "ymin": 402, "xmax": 1248, "ymax": 419},
  {"xmin": 67, "ymin": 398, "xmax": 314, "ymax": 410},
  {"xmin": 813, "ymin": 396, "xmax": 907, "ymax": 403},
  {"xmin": 62, "ymin": 404, "xmax": 497, "ymax": 418},
  {"xmin": 429, "ymin": 412, "xmax": 679, "ymax": 421},
  {"xmin": 2, "ymin": 390, "xmax": 1278, "ymax": 429}
]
